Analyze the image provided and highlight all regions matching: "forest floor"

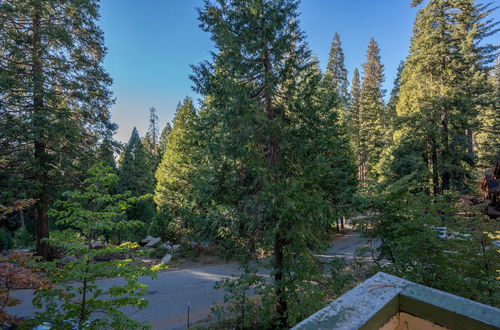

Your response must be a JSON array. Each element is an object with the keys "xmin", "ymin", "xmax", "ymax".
[{"xmin": 7, "ymin": 230, "xmax": 374, "ymax": 330}]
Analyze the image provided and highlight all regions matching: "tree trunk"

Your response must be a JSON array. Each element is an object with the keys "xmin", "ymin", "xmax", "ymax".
[
  {"xmin": 19, "ymin": 209, "xmax": 25, "ymax": 228},
  {"xmin": 273, "ymin": 235, "xmax": 288, "ymax": 327},
  {"xmin": 263, "ymin": 47, "xmax": 287, "ymax": 328},
  {"xmin": 467, "ymin": 128, "xmax": 474, "ymax": 157},
  {"xmin": 32, "ymin": 5, "xmax": 50, "ymax": 259},
  {"xmin": 431, "ymin": 142, "xmax": 439, "ymax": 196},
  {"xmin": 441, "ymin": 111, "xmax": 450, "ymax": 191}
]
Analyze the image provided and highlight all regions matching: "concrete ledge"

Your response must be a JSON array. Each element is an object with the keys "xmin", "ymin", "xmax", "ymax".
[{"xmin": 293, "ymin": 272, "xmax": 500, "ymax": 330}]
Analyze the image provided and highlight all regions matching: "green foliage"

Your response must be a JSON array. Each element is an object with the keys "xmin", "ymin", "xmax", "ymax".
[
  {"xmin": 119, "ymin": 128, "xmax": 155, "ymax": 197},
  {"xmin": 30, "ymin": 164, "xmax": 163, "ymax": 329},
  {"xmin": 361, "ymin": 177, "xmax": 499, "ymax": 306},
  {"xmin": 385, "ymin": 61, "xmax": 404, "ymax": 138},
  {"xmin": 12, "ymin": 227, "xmax": 34, "ymax": 250},
  {"xmin": 154, "ymin": 98, "xmax": 198, "ymax": 242},
  {"xmin": 349, "ymin": 68, "xmax": 362, "ymax": 180},
  {"xmin": 0, "ymin": 228, "xmax": 13, "ymax": 251},
  {"xmin": 212, "ymin": 260, "xmax": 354, "ymax": 329},
  {"xmin": 118, "ymin": 128, "xmax": 157, "ymax": 226},
  {"xmin": 191, "ymin": 0, "xmax": 356, "ymax": 326},
  {"xmin": 145, "ymin": 107, "xmax": 160, "ymax": 162},
  {"xmin": 395, "ymin": 0, "xmax": 498, "ymax": 193},
  {"xmin": 358, "ymin": 38, "xmax": 386, "ymax": 182},
  {"xmin": 0, "ymin": 0, "xmax": 116, "ymax": 258},
  {"xmin": 158, "ymin": 123, "xmax": 173, "ymax": 159},
  {"xmin": 474, "ymin": 57, "xmax": 500, "ymax": 169},
  {"xmin": 323, "ymin": 32, "xmax": 350, "ymax": 112},
  {"xmin": 96, "ymin": 138, "xmax": 118, "ymax": 170}
]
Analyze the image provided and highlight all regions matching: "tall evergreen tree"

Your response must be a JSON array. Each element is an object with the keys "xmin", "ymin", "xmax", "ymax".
[
  {"xmin": 359, "ymin": 38, "xmax": 385, "ymax": 181},
  {"xmin": 154, "ymin": 98, "xmax": 197, "ymax": 240},
  {"xmin": 146, "ymin": 107, "xmax": 159, "ymax": 157},
  {"xmin": 158, "ymin": 122, "xmax": 173, "ymax": 159},
  {"xmin": 349, "ymin": 68, "xmax": 362, "ymax": 180},
  {"xmin": 386, "ymin": 61, "xmax": 404, "ymax": 136},
  {"xmin": 474, "ymin": 56, "xmax": 500, "ymax": 168},
  {"xmin": 119, "ymin": 128, "xmax": 154, "ymax": 196},
  {"xmin": 0, "ymin": 0, "xmax": 114, "ymax": 258},
  {"xmin": 192, "ymin": 0, "xmax": 355, "ymax": 326},
  {"xmin": 396, "ymin": 0, "xmax": 497, "ymax": 193},
  {"xmin": 96, "ymin": 139, "xmax": 118, "ymax": 170},
  {"xmin": 323, "ymin": 32, "xmax": 349, "ymax": 111}
]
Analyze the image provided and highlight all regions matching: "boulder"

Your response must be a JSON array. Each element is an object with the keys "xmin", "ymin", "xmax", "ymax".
[
  {"xmin": 145, "ymin": 237, "xmax": 161, "ymax": 248},
  {"xmin": 93, "ymin": 252, "xmax": 127, "ymax": 262},
  {"xmin": 160, "ymin": 253, "xmax": 172, "ymax": 264},
  {"xmin": 141, "ymin": 235, "xmax": 154, "ymax": 244},
  {"xmin": 90, "ymin": 240, "xmax": 104, "ymax": 249},
  {"xmin": 61, "ymin": 255, "xmax": 77, "ymax": 264},
  {"xmin": 161, "ymin": 242, "xmax": 173, "ymax": 250}
]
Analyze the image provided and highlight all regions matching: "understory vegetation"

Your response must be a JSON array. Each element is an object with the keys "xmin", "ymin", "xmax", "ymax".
[{"xmin": 0, "ymin": 0, "xmax": 498, "ymax": 329}]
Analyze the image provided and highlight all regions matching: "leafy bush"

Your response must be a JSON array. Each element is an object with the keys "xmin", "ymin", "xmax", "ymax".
[
  {"xmin": 0, "ymin": 228, "xmax": 13, "ymax": 251},
  {"xmin": 12, "ymin": 227, "xmax": 34, "ymax": 249},
  {"xmin": 361, "ymin": 176, "xmax": 500, "ymax": 306},
  {"xmin": 28, "ymin": 164, "xmax": 165, "ymax": 329},
  {"xmin": 212, "ymin": 259, "xmax": 354, "ymax": 329}
]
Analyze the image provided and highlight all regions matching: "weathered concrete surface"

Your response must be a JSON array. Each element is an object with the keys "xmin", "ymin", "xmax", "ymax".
[{"xmin": 292, "ymin": 272, "xmax": 500, "ymax": 330}]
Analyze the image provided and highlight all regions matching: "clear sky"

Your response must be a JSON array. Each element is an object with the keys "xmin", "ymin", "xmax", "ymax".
[{"xmin": 99, "ymin": 0, "xmax": 499, "ymax": 143}]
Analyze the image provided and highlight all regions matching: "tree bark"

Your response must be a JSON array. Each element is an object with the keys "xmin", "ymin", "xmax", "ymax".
[
  {"xmin": 263, "ymin": 47, "xmax": 288, "ymax": 328},
  {"xmin": 441, "ymin": 111, "xmax": 450, "ymax": 191},
  {"xmin": 32, "ymin": 4, "xmax": 50, "ymax": 259},
  {"xmin": 19, "ymin": 209, "xmax": 25, "ymax": 228},
  {"xmin": 431, "ymin": 142, "xmax": 439, "ymax": 196}
]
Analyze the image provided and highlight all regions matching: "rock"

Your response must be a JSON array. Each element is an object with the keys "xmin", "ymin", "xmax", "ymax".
[
  {"xmin": 160, "ymin": 253, "xmax": 172, "ymax": 264},
  {"xmin": 161, "ymin": 243, "xmax": 173, "ymax": 250},
  {"xmin": 90, "ymin": 240, "xmax": 104, "ymax": 249},
  {"xmin": 1, "ymin": 249, "xmax": 32, "ymax": 256},
  {"xmin": 141, "ymin": 235, "xmax": 154, "ymax": 244},
  {"xmin": 94, "ymin": 252, "xmax": 127, "ymax": 262},
  {"xmin": 171, "ymin": 244, "xmax": 180, "ymax": 251},
  {"xmin": 61, "ymin": 255, "xmax": 77, "ymax": 264},
  {"xmin": 145, "ymin": 237, "xmax": 161, "ymax": 247}
]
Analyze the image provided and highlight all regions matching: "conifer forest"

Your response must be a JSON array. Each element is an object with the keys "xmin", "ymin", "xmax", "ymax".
[{"xmin": 0, "ymin": 0, "xmax": 499, "ymax": 329}]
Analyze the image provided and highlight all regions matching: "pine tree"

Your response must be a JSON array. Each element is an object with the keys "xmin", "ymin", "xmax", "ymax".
[
  {"xmin": 474, "ymin": 57, "xmax": 500, "ymax": 168},
  {"xmin": 158, "ymin": 123, "xmax": 173, "ymax": 159},
  {"xmin": 452, "ymin": 0, "xmax": 498, "ymax": 163},
  {"xmin": 396, "ymin": 0, "xmax": 497, "ymax": 193},
  {"xmin": 119, "ymin": 128, "xmax": 154, "ymax": 196},
  {"xmin": 192, "ymin": 0, "xmax": 355, "ymax": 326},
  {"xmin": 96, "ymin": 139, "xmax": 118, "ymax": 170},
  {"xmin": 386, "ymin": 61, "xmax": 404, "ymax": 136},
  {"xmin": 0, "ymin": 0, "xmax": 115, "ymax": 258},
  {"xmin": 349, "ymin": 68, "xmax": 362, "ymax": 180},
  {"xmin": 146, "ymin": 107, "xmax": 160, "ymax": 157},
  {"xmin": 359, "ymin": 38, "xmax": 385, "ymax": 181},
  {"xmin": 323, "ymin": 32, "xmax": 349, "ymax": 112},
  {"xmin": 154, "ymin": 98, "xmax": 197, "ymax": 240}
]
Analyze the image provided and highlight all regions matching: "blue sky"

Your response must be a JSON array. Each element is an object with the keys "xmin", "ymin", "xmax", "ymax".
[{"xmin": 99, "ymin": 1, "xmax": 498, "ymax": 142}]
